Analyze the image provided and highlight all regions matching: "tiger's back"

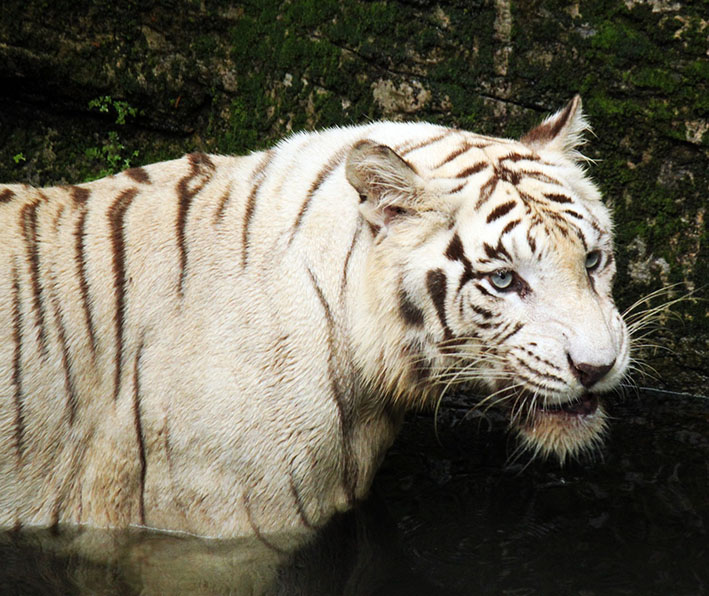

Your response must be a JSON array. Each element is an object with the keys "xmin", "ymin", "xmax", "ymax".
[
  {"xmin": 0, "ymin": 98, "xmax": 630, "ymax": 540},
  {"xmin": 0, "ymin": 128, "xmax": 406, "ymax": 537}
]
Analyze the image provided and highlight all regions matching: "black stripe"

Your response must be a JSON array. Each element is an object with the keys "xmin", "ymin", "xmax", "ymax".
[
  {"xmin": 52, "ymin": 203, "xmax": 66, "ymax": 231},
  {"xmin": 483, "ymin": 240, "xmax": 511, "ymax": 261},
  {"xmin": 241, "ymin": 152, "xmax": 274, "ymax": 268},
  {"xmin": 447, "ymin": 180, "xmax": 468, "ymax": 194},
  {"xmin": 563, "ymin": 209, "xmax": 583, "ymax": 219},
  {"xmin": 444, "ymin": 232, "xmax": 466, "ymax": 262},
  {"xmin": 340, "ymin": 220, "xmax": 362, "ymax": 298},
  {"xmin": 433, "ymin": 141, "xmax": 472, "ymax": 169},
  {"xmin": 396, "ymin": 131, "xmax": 450, "ymax": 156},
  {"xmin": 518, "ymin": 374, "xmax": 555, "ymax": 394},
  {"xmin": 520, "ymin": 170, "xmax": 562, "ymax": 186},
  {"xmin": 49, "ymin": 500, "xmax": 61, "ymax": 534},
  {"xmin": 521, "ymin": 347, "xmax": 560, "ymax": 371},
  {"xmin": 70, "ymin": 186, "xmax": 90, "ymax": 204},
  {"xmin": 289, "ymin": 147, "xmax": 348, "ymax": 246},
  {"xmin": 108, "ymin": 188, "xmax": 139, "ymax": 402},
  {"xmin": 474, "ymin": 282, "xmax": 495, "ymax": 298},
  {"xmin": 21, "ymin": 199, "xmax": 48, "ymax": 357},
  {"xmin": 0, "ymin": 188, "xmax": 15, "ymax": 202},
  {"xmin": 398, "ymin": 285, "xmax": 425, "ymax": 327},
  {"xmin": 497, "ymin": 165, "xmax": 521, "ymax": 186},
  {"xmin": 445, "ymin": 232, "xmax": 480, "ymax": 289},
  {"xmin": 74, "ymin": 200, "xmax": 98, "ymax": 356},
  {"xmin": 133, "ymin": 337, "xmax": 147, "ymax": 525},
  {"xmin": 212, "ymin": 184, "xmax": 232, "ymax": 224},
  {"xmin": 514, "ymin": 355, "xmax": 565, "ymax": 385},
  {"xmin": 471, "ymin": 304, "xmax": 494, "ymax": 320},
  {"xmin": 527, "ymin": 230, "xmax": 537, "ymax": 254},
  {"xmin": 125, "ymin": 166, "xmax": 151, "ymax": 184},
  {"xmin": 500, "ymin": 152, "xmax": 534, "ymax": 163},
  {"xmin": 10, "ymin": 262, "xmax": 25, "ymax": 462},
  {"xmin": 517, "ymin": 189, "xmax": 541, "ymax": 209},
  {"xmin": 496, "ymin": 321, "xmax": 524, "ymax": 343},
  {"xmin": 575, "ymin": 226, "xmax": 588, "ymax": 251},
  {"xmin": 244, "ymin": 491, "xmax": 286, "ymax": 553},
  {"xmin": 49, "ymin": 292, "xmax": 79, "ymax": 425},
  {"xmin": 500, "ymin": 218, "xmax": 521, "ymax": 236},
  {"xmin": 426, "ymin": 269, "xmax": 452, "ymax": 340},
  {"xmin": 486, "ymin": 200, "xmax": 517, "ymax": 223},
  {"xmin": 544, "ymin": 192, "xmax": 573, "ymax": 204},
  {"xmin": 598, "ymin": 252, "xmax": 614, "ymax": 273},
  {"xmin": 475, "ymin": 174, "xmax": 499, "ymax": 210},
  {"xmin": 175, "ymin": 153, "xmax": 215, "ymax": 294},
  {"xmin": 455, "ymin": 162, "xmax": 488, "ymax": 178},
  {"xmin": 306, "ymin": 266, "xmax": 357, "ymax": 504},
  {"xmin": 289, "ymin": 468, "xmax": 316, "ymax": 530}
]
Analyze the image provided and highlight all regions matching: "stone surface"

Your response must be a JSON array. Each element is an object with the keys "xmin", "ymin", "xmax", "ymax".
[{"xmin": 0, "ymin": 0, "xmax": 706, "ymax": 392}]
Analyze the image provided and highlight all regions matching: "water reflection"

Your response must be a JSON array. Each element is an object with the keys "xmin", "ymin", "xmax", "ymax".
[{"xmin": 2, "ymin": 391, "xmax": 707, "ymax": 595}]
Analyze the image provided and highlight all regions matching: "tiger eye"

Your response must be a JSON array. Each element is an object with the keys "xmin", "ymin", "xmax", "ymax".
[
  {"xmin": 585, "ymin": 250, "xmax": 601, "ymax": 271},
  {"xmin": 490, "ymin": 270, "xmax": 514, "ymax": 290}
]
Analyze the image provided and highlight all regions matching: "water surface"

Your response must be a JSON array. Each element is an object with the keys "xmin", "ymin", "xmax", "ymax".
[{"xmin": 2, "ymin": 390, "xmax": 707, "ymax": 595}]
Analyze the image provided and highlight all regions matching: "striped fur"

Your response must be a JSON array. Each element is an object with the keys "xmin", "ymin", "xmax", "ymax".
[{"xmin": 0, "ymin": 96, "xmax": 628, "ymax": 539}]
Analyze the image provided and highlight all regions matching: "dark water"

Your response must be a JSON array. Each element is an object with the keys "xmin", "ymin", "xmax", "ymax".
[{"xmin": 2, "ymin": 390, "xmax": 707, "ymax": 595}]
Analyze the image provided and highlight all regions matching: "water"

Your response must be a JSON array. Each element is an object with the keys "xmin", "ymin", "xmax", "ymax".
[{"xmin": 2, "ymin": 390, "xmax": 707, "ymax": 595}]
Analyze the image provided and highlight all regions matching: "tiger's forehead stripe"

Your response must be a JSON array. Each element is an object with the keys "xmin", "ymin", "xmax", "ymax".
[
  {"xmin": 500, "ymin": 218, "xmax": 521, "ymax": 237},
  {"xmin": 445, "ymin": 231, "xmax": 483, "ymax": 290},
  {"xmin": 428, "ymin": 144, "xmax": 611, "ymax": 259},
  {"xmin": 486, "ymin": 200, "xmax": 517, "ymax": 223}
]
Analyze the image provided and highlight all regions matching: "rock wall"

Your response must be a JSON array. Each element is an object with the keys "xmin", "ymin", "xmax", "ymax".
[{"xmin": 1, "ymin": 0, "xmax": 706, "ymax": 391}]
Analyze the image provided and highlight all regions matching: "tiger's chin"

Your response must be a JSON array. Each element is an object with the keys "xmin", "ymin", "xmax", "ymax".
[{"xmin": 512, "ymin": 393, "xmax": 608, "ymax": 464}]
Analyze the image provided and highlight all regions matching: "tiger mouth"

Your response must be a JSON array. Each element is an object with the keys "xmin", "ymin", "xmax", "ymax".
[
  {"xmin": 532, "ymin": 393, "xmax": 599, "ymax": 417},
  {"xmin": 511, "ymin": 391, "xmax": 608, "ymax": 462}
]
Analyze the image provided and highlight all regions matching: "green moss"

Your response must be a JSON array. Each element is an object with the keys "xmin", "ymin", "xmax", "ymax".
[
  {"xmin": 0, "ymin": 0, "xmax": 707, "ymax": 383},
  {"xmin": 630, "ymin": 68, "xmax": 680, "ymax": 93}
]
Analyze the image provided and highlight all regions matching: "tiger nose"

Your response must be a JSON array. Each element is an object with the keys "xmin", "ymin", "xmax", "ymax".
[{"xmin": 567, "ymin": 355, "xmax": 615, "ymax": 388}]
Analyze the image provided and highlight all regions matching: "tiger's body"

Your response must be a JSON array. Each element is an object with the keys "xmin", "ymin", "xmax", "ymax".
[{"xmin": 0, "ymin": 97, "xmax": 629, "ymax": 539}]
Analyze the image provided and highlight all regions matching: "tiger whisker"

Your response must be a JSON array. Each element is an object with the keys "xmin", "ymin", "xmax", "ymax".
[{"xmin": 621, "ymin": 282, "xmax": 691, "ymax": 319}]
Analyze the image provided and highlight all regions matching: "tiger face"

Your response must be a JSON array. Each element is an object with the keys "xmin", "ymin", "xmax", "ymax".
[{"xmin": 347, "ymin": 96, "xmax": 629, "ymax": 462}]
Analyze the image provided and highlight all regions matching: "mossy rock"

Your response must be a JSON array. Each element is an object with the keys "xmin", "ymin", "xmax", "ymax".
[{"xmin": 0, "ymin": 0, "xmax": 706, "ymax": 392}]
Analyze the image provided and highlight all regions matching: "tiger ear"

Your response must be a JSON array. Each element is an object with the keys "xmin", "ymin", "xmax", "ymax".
[
  {"xmin": 521, "ymin": 95, "xmax": 590, "ymax": 160},
  {"xmin": 345, "ymin": 140, "xmax": 423, "ymax": 230}
]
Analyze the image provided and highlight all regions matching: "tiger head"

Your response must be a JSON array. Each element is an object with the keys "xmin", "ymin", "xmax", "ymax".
[{"xmin": 346, "ymin": 96, "xmax": 629, "ymax": 463}]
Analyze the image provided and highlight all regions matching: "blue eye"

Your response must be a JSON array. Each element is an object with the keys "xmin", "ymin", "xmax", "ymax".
[
  {"xmin": 490, "ymin": 270, "xmax": 514, "ymax": 290},
  {"xmin": 585, "ymin": 250, "xmax": 601, "ymax": 271}
]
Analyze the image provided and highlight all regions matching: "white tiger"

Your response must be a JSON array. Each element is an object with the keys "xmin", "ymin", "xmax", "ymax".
[{"xmin": 0, "ymin": 96, "xmax": 629, "ymax": 541}]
